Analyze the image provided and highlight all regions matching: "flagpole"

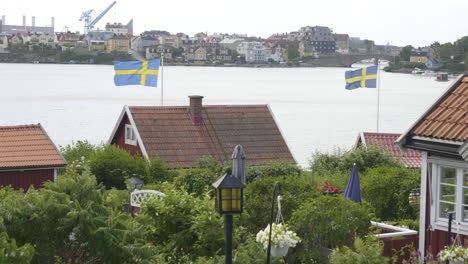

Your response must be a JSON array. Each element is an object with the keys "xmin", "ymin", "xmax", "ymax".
[
  {"xmin": 376, "ymin": 58, "xmax": 381, "ymax": 132},
  {"xmin": 161, "ymin": 53, "xmax": 164, "ymax": 106}
]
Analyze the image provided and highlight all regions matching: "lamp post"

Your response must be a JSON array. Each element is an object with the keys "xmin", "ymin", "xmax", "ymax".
[
  {"xmin": 266, "ymin": 181, "xmax": 282, "ymax": 264},
  {"xmin": 126, "ymin": 174, "xmax": 144, "ymax": 193},
  {"xmin": 212, "ymin": 167, "xmax": 245, "ymax": 264},
  {"xmin": 408, "ymin": 188, "xmax": 420, "ymax": 207}
]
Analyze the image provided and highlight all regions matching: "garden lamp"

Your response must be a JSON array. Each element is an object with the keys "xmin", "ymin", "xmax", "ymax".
[
  {"xmin": 408, "ymin": 188, "xmax": 420, "ymax": 207},
  {"xmin": 212, "ymin": 167, "xmax": 245, "ymax": 264},
  {"xmin": 126, "ymin": 174, "xmax": 144, "ymax": 192}
]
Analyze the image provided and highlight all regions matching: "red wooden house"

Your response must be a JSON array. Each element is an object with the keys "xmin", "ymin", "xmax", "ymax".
[
  {"xmin": 0, "ymin": 124, "xmax": 67, "ymax": 190},
  {"xmin": 397, "ymin": 75, "xmax": 468, "ymax": 259},
  {"xmin": 108, "ymin": 95, "xmax": 296, "ymax": 167},
  {"xmin": 355, "ymin": 132, "xmax": 421, "ymax": 168}
]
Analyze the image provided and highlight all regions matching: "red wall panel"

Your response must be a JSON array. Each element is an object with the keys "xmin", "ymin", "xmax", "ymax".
[
  {"xmin": 0, "ymin": 169, "xmax": 54, "ymax": 190},
  {"xmin": 111, "ymin": 114, "xmax": 143, "ymax": 157}
]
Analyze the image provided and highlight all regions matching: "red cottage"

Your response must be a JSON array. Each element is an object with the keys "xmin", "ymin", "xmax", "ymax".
[
  {"xmin": 0, "ymin": 124, "xmax": 67, "ymax": 190},
  {"xmin": 397, "ymin": 75, "xmax": 468, "ymax": 259},
  {"xmin": 108, "ymin": 95, "xmax": 296, "ymax": 168},
  {"xmin": 355, "ymin": 132, "xmax": 421, "ymax": 168}
]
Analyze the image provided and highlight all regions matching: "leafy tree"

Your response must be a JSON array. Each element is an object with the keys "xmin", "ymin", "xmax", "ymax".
[
  {"xmin": 89, "ymin": 144, "xmax": 147, "ymax": 189},
  {"xmin": 173, "ymin": 168, "xmax": 217, "ymax": 196},
  {"xmin": 311, "ymin": 145, "xmax": 403, "ymax": 176},
  {"xmin": 0, "ymin": 232, "xmax": 35, "ymax": 264},
  {"xmin": 361, "ymin": 166, "xmax": 420, "ymax": 220},
  {"xmin": 139, "ymin": 183, "xmax": 224, "ymax": 262},
  {"xmin": 144, "ymin": 156, "xmax": 173, "ymax": 183},
  {"xmin": 246, "ymin": 161, "xmax": 301, "ymax": 183},
  {"xmin": 289, "ymin": 196, "xmax": 371, "ymax": 263},
  {"xmin": 330, "ymin": 236, "xmax": 388, "ymax": 264},
  {"xmin": 60, "ymin": 140, "xmax": 97, "ymax": 164},
  {"xmin": 399, "ymin": 45, "xmax": 413, "ymax": 61},
  {"xmin": 0, "ymin": 170, "xmax": 156, "ymax": 263},
  {"xmin": 240, "ymin": 175, "xmax": 316, "ymax": 235},
  {"xmin": 195, "ymin": 156, "xmax": 226, "ymax": 176}
]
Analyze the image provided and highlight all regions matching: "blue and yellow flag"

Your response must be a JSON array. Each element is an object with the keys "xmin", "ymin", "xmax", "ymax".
[
  {"xmin": 345, "ymin": 65, "xmax": 377, "ymax": 90},
  {"xmin": 114, "ymin": 59, "xmax": 160, "ymax": 87}
]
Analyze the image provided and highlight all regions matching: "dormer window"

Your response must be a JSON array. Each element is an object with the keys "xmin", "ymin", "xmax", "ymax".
[{"xmin": 125, "ymin": 124, "xmax": 137, "ymax": 145}]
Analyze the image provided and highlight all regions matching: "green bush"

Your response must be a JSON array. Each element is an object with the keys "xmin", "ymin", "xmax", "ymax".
[
  {"xmin": 311, "ymin": 145, "xmax": 403, "ymax": 176},
  {"xmin": 89, "ymin": 145, "xmax": 147, "ymax": 189},
  {"xmin": 60, "ymin": 140, "xmax": 97, "ymax": 164},
  {"xmin": 0, "ymin": 170, "xmax": 156, "ymax": 263},
  {"xmin": 246, "ymin": 161, "xmax": 301, "ymax": 183},
  {"xmin": 289, "ymin": 196, "xmax": 371, "ymax": 263},
  {"xmin": 173, "ymin": 168, "xmax": 217, "ymax": 196},
  {"xmin": 361, "ymin": 167, "xmax": 420, "ymax": 221},
  {"xmin": 139, "ymin": 183, "xmax": 224, "ymax": 262},
  {"xmin": 195, "ymin": 157, "xmax": 226, "ymax": 176},
  {"xmin": 144, "ymin": 156, "xmax": 174, "ymax": 183},
  {"xmin": 330, "ymin": 236, "xmax": 388, "ymax": 264},
  {"xmin": 240, "ymin": 175, "xmax": 316, "ymax": 235}
]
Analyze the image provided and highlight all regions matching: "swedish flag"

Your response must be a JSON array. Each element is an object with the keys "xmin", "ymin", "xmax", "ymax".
[
  {"xmin": 114, "ymin": 59, "xmax": 160, "ymax": 87},
  {"xmin": 345, "ymin": 65, "xmax": 377, "ymax": 90}
]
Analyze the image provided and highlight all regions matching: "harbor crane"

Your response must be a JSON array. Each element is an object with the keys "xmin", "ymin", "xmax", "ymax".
[{"xmin": 79, "ymin": 1, "xmax": 117, "ymax": 34}]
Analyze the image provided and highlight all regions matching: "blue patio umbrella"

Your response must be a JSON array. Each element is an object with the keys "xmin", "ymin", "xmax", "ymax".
[{"xmin": 344, "ymin": 163, "xmax": 361, "ymax": 203}]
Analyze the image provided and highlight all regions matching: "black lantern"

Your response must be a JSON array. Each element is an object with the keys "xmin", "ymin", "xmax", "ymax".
[
  {"xmin": 126, "ymin": 174, "xmax": 144, "ymax": 192},
  {"xmin": 212, "ymin": 168, "xmax": 245, "ymax": 215},
  {"xmin": 408, "ymin": 188, "xmax": 420, "ymax": 207}
]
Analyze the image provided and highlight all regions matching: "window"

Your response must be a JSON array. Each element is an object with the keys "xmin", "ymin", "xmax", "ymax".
[
  {"xmin": 431, "ymin": 158, "xmax": 468, "ymax": 233},
  {"xmin": 125, "ymin": 124, "xmax": 137, "ymax": 145}
]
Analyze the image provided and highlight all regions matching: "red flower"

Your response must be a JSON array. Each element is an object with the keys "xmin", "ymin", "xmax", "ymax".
[{"xmin": 323, "ymin": 181, "xmax": 329, "ymax": 186}]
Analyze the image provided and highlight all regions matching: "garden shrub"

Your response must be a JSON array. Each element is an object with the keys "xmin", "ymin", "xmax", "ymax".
[
  {"xmin": 0, "ymin": 170, "xmax": 156, "ymax": 263},
  {"xmin": 173, "ymin": 168, "xmax": 217, "ymax": 196},
  {"xmin": 330, "ymin": 236, "xmax": 388, "ymax": 264},
  {"xmin": 246, "ymin": 161, "xmax": 301, "ymax": 183},
  {"xmin": 289, "ymin": 195, "xmax": 371, "ymax": 263},
  {"xmin": 60, "ymin": 140, "xmax": 97, "ymax": 164},
  {"xmin": 240, "ymin": 175, "xmax": 316, "ymax": 235},
  {"xmin": 195, "ymin": 156, "xmax": 226, "ymax": 176},
  {"xmin": 310, "ymin": 145, "xmax": 403, "ymax": 176},
  {"xmin": 89, "ymin": 144, "xmax": 147, "ymax": 189},
  {"xmin": 361, "ymin": 166, "xmax": 420, "ymax": 221},
  {"xmin": 144, "ymin": 155, "xmax": 174, "ymax": 183},
  {"xmin": 139, "ymin": 183, "xmax": 224, "ymax": 262}
]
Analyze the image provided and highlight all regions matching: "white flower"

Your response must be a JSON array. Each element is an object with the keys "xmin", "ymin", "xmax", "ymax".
[{"xmin": 256, "ymin": 223, "xmax": 301, "ymax": 249}]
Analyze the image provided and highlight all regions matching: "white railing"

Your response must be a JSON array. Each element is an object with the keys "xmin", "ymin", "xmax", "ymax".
[
  {"xmin": 130, "ymin": 190, "xmax": 165, "ymax": 207},
  {"xmin": 371, "ymin": 221, "xmax": 418, "ymax": 238}
]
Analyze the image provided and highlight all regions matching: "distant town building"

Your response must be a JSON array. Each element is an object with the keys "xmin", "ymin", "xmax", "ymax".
[
  {"xmin": 159, "ymin": 35, "xmax": 180, "ymax": 48},
  {"xmin": 334, "ymin": 34, "xmax": 349, "ymax": 54},
  {"xmin": 299, "ymin": 26, "xmax": 335, "ymax": 55},
  {"xmin": 185, "ymin": 46, "xmax": 207, "ymax": 61},
  {"xmin": 410, "ymin": 48, "xmax": 428, "ymax": 63},
  {"xmin": 106, "ymin": 34, "xmax": 129, "ymax": 52},
  {"xmin": 106, "ymin": 23, "xmax": 127, "ymax": 35},
  {"xmin": 219, "ymin": 38, "xmax": 244, "ymax": 51},
  {"xmin": 146, "ymin": 45, "xmax": 172, "ymax": 60},
  {"xmin": 243, "ymin": 42, "xmax": 271, "ymax": 63},
  {"xmin": 210, "ymin": 45, "xmax": 233, "ymax": 62}
]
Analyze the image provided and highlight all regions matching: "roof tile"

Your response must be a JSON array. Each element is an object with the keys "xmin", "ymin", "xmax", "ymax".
[
  {"xmin": 128, "ymin": 105, "xmax": 295, "ymax": 167},
  {"xmin": 410, "ymin": 79, "xmax": 467, "ymax": 141},
  {"xmin": 0, "ymin": 124, "xmax": 67, "ymax": 169},
  {"xmin": 360, "ymin": 132, "xmax": 421, "ymax": 168}
]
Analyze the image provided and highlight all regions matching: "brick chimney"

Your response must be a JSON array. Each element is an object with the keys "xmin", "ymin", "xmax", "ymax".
[{"xmin": 189, "ymin": 95, "xmax": 204, "ymax": 125}]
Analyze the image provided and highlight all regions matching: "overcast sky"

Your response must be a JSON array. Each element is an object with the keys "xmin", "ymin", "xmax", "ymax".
[{"xmin": 2, "ymin": 0, "xmax": 466, "ymax": 47}]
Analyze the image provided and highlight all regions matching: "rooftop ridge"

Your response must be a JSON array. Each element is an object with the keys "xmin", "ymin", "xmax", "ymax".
[
  {"xmin": 129, "ymin": 104, "xmax": 269, "ymax": 109},
  {"xmin": 0, "ymin": 124, "xmax": 41, "ymax": 130}
]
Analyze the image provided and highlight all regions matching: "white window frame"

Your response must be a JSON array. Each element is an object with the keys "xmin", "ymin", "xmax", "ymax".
[
  {"xmin": 430, "ymin": 157, "xmax": 468, "ymax": 235},
  {"xmin": 125, "ymin": 124, "xmax": 137, "ymax": 146}
]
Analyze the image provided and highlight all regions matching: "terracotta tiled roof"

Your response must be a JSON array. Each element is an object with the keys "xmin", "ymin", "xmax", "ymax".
[
  {"xmin": 128, "ymin": 105, "xmax": 295, "ymax": 168},
  {"xmin": 0, "ymin": 124, "xmax": 67, "ymax": 169},
  {"xmin": 410, "ymin": 77, "xmax": 468, "ymax": 142},
  {"xmin": 358, "ymin": 132, "xmax": 421, "ymax": 168}
]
